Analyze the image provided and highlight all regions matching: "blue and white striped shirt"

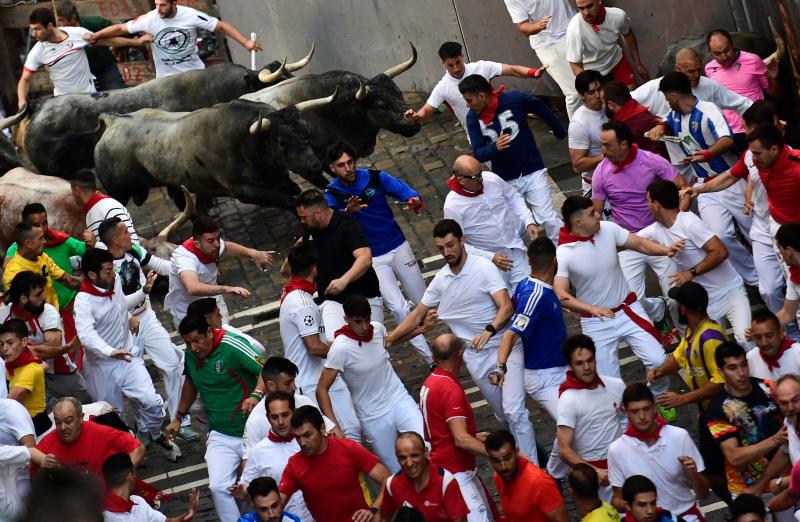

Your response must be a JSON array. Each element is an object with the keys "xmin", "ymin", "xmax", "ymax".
[{"xmin": 665, "ymin": 99, "xmax": 738, "ymax": 179}]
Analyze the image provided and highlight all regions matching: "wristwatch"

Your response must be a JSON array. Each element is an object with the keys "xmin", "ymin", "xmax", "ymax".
[
  {"xmin": 496, "ymin": 362, "xmax": 508, "ymax": 374},
  {"xmin": 485, "ymin": 324, "xmax": 497, "ymax": 336},
  {"xmin": 689, "ymin": 266, "xmax": 698, "ymax": 277}
]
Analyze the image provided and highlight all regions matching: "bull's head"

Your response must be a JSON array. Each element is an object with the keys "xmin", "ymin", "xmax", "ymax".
[
  {"xmin": 354, "ymin": 44, "xmax": 421, "ymax": 137},
  {"xmin": 139, "ymin": 185, "xmax": 195, "ymax": 260},
  {"xmin": 257, "ymin": 42, "xmax": 315, "ymax": 85}
]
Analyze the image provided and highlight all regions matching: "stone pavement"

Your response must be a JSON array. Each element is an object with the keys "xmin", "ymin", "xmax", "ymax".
[{"xmin": 126, "ymin": 95, "xmax": 731, "ymax": 521}]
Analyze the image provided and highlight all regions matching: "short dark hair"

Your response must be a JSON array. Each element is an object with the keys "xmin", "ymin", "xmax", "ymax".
[
  {"xmin": 290, "ymin": 404, "xmax": 325, "ymax": 430},
  {"xmin": 574, "ymin": 70, "xmax": 604, "ymax": 95},
  {"xmin": 20, "ymin": 467, "xmax": 103, "ymax": 522},
  {"xmin": 751, "ymin": 309, "xmax": 781, "ymax": 330},
  {"xmin": 81, "ymin": 247, "xmax": 114, "ymax": 277},
  {"xmin": 431, "ymin": 335, "xmax": 464, "ymax": 362},
  {"xmin": 433, "ymin": 219, "xmax": 463, "ymax": 239},
  {"xmin": 14, "ymin": 221, "xmax": 38, "ymax": 246},
  {"xmin": 621, "ymin": 382, "xmax": 655, "ymax": 408},
  {"xmin": 747, "ymin": 124, "xmax": 784, "ymax": 150},
  {"xmin": 324, "ymin": 141, "xmax": 357, "ymax": 169},
  {"xmin": 484, "ymin": 429, "xmax": 516, "ymax": 452},
  {"xmin": 98, "ymin": 217, "xmax": 123, "ymax": 246},
  {"xmin": 287, "ymin": 243, "xmax": 316, "ymax": 277},
  {"xmin": 343, "ymin": 294, "xmax": 371, "ymax": 319},
  {"xmin": 185, "ymin": 297, "xmax": 218, "ymax": 318},
  {"xmin": 397, "ymin": 431, "xmax": 426, "ymax": 450},
  {"xmin": 178, "ymin": 314, "xmax": 211, "ymax": 337},
  {"xmin": 438, "ymin": 41, "xmax": 462, "ymax": 61},
  {"xmin": 707, "ymin": 28, "xmax": 734, "ymax": 48},
  {"xmin": 0, "ymin": 318, "xmax": 29, "ymax": 340},
  {"xmin": 659, "ymin": 72, "xmax": 692, "ymax": 96},
  {"xmin": 21, "ymin": 203, "xmax": 47, "ymax": 220},
  {"xmin": 601, "ymin": 120, "xmax": 634, "ymax": 148},
  {"xmin": 69, "ymin": 168, "xmax": 97, "ymax": 190},
  {"xmin": 729, "ymin": 494, "xmax": 766, "ymax": 521},
  {"xmin": 602, "ymin": 80, "xmax": 632, "ymax": 106},
  {"xmin": 29, "ymin": 7, "xmax": 56, "ymax": 27},
  {"xmin": 646, "ymin": 180, "xmax": 680, "ymax": 210},
  {"xmin": 191, "ymin": 216, "xmax": 219, "ymax": 238},
  {"xmin": 714, "ymin": 341, "xmax": 747, "ymax": 368},
  {"xmin": 295, "ymin": 189, "xmax": 329, "ymax": 210},
  {"xmin": 246, "ymin": 476, "xmax": 280, "ymax": 501},
  {"xmin": 776, "ymin": 223, "xmax": 800, "ymax": 251},
  {"xmin": 561, "ymin": 334, "xmax": 596, "ymax": 364},
  {"xmin": 56, "ymin": 1, "xmax": 79, "ymax": 20},
  {"xmin": 101, "ymin": 453, "xmax": 134, "ymax": 489},
  {"xmin": 568, "ymin": 463, "xmax": 599, "ymax": 500},
  {"xmin": 743, "ymin": 100, "xmax": 777, "ymax": 128},
  {"xmin": 527, "ymin": 237, "xmax": 556, "ymax": 272},
  {"xmin": 265, "ymin": 390, "xmax": 296, "ymax": 412},
  {"xmin": 261, "ymin": 356, "xmax": 299, "ymax": 382},
  {"xmin": 458, "ymin": 74, "xmax": 492, "ymax": 96},
  {"xmin": 560, "ymin": 195, "xmax": 593, "ymax": 230},
  {"xmin": 621, "ymin": 475, "xmax": 657, "ymax": 505},
  {"xmin": 8, "ymin": 270, "xmax": 47, "ymax": 304}
]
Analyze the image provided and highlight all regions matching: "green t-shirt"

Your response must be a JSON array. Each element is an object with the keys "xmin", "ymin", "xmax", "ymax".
[
  {"xmin": 184, "ymin": 331, "xmax": 264, "ymax": 437},
  {"xmin": 80, "ymin": 15, "xmax": 116, "ymax": 75},
  {"xmin": 6, "ymin": 236, "xmax": 86, "ymax": 308}
]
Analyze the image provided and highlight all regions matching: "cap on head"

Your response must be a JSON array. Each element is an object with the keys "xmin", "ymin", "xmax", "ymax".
[{"xmin": 667, "ymin": 281, "xmax": 708, "ymax": 313}]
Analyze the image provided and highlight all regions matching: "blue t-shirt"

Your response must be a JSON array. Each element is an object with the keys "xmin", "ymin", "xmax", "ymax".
[
  {"xmin": 466, "ymin": 91, "xmax": 566, "ymax": 181},
  {"xmin": 238, "ymin": 511, "xmax": 300, "ymax": 522},
  {"xmin": 324, "ymin": 169, "xmax": 418, "ymax": 256},
  {"xmin": 509, "ymin": 277, "xmax": 568, "ymax": 370}
]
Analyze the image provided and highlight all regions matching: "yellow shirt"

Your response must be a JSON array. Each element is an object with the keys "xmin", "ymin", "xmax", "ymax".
[
  {"xmin": 584, "ymin": 502, "xmax": 621, "ymax": 522},
  {"xmin": 673, "ymin": 318, "xmax": 727, "ymax": 410},
  {"xmin": 3, "ymin": 253, "xmax": 65, "ymax": 309},
  {"xmin": 7, "ymin": 362, "xmax": 46, "ymax": 416}
]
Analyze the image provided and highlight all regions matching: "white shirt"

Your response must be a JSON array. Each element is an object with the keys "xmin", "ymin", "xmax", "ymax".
[
  {"xmin": 103, "ymin": 495, "xmax": 166, "ymax": 522},
  {"xmin": 632, "ymin": 75, "xmax": 753, "ymax": 119},
  {"xmin": 0, "ymin": 399, "xmax": 35, "ymax": 522},
  {"xmin": 742, "ymin": 149, "xmax": 771, "ymax": 244},
  {"xmin": 565, "ymin": 7, "xmax": 630, "ymax": 75},
  {"xmin": 786, "ymin": 416, "xmax": 800, "ymax": 465},
  {"xmin": 556, "ymin": 221, "xmax": 631, "ymax": 308},
  {"xmin": 638, "ymin": 211, "xmax": 742, "ymax": 302},
  {"xmin": 127, "ymin": 6, "xmax": 218, "ymax": 78},
  {"xmin": 443, "ymin": 171, "xmax": 534, "ymax": 255},
  {"xmin": 422, "ymin": 254, "xmax": 508, "ymax": 343},
  {"xmin": 556, "ymin": 375, "xmax": 625, "ymax": 461},
  {"xmin": 279, "ymin": 288, "xmax": 325, "ymax": 390},
  {"xmin": 325, "ymin": 323, "xmax": 411, "ymax": 422},
  {"xmin": 85, "ymin": 196, "xmax": 140, "ymax": 245},
  {"xmin": 164, "ymin": 239, "xmax": 227, "ymax": 324},
  {"xmin": 746, "ymin": 343, "xmax": 800, "ymax": 381},
  {"xmin": 608, "ymin": 425, "xmax": 705, "ymax": 515},
  {"xmin": 73, "ymin": 277, "xmax": 134, "ymax": 360},
  {"xmin": 426, "ymin": 61, "xmax": 502, "ymax": 128},
  {"xmin": 240, "ymin": 435, "xmax": 312, "ymax": 521},
  {"xmin": 0, "ymin": 303, "xmax": 68, "ymax": 374},
  {"xmin": 503, "ymin": 0, "xmax": 575, "ymax": 49},
  {"xmin": 568, "ymin": 105, "xmax": 608, "ymax": 180},
  {"xmin": 23, "ymin": 26, "xmax": 95, "ymax": 96},
  {"xmin": 222, "ymin": 324, "xmax": 265, "ymax": 355},
  {"xmin": 105, "ymin": 246, "xmax": 170, "ymax": 316},
  {"xmin": 0, "ymin": 360, "xmax": 6, "ymax": 398}
]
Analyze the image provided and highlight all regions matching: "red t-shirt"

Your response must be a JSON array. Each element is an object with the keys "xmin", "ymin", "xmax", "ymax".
[
  {"xmin": 380, "ymin": 464, "xmax": 470, "ymax": 522},
  {"xmin": 494, "ymin": 457, "xmax": 565, "ymax": 522},
  {"xmin": 730, "ymin": 145, "xmax": 800, "ymax": 225},
  {"xmin": 279, "ymin": 437, "xmax": 380, "ymax": 522},
  {"xmin": 34, "ymin": 421, "xmax": 141, "ymax": 477},
  {"xmin": 420, "ymin": 369, "xmax": 477, "ymax": 473}
]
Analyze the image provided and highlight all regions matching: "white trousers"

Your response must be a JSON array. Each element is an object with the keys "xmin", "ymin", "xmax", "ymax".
[
  {"xmin": 707, "ymin": 285, "xmax": 753, "ymax": 348},
  {"xmin": 83, "ymin": 356, "xmax": 165, "ymax": 433},
  {"xmin": 618, "ymin": 249, "xmax": 678, "ymax": 324},
  {"xmin": 524, "ymin": 366, "xmax": 570, "ymax": 479},
  {"xmin": 752, "ymin": 237, "xmax": 786, "ymax": 313},
  {"xmin": 697, "ymin": 183, "xmax": 758, "ymax": 286},
  {"xmin": 361, "ymin": 393, "xmax": 424, "ymax": 473},
  {"xmin": 534, "ymin": 40, "xmax": 580, "ymax": 119},
  {"xmin": 206, "ymin": 431, "xmax": 244, "ymax": 522},
  {"xmin": 373, "ymin": 241, "xmax": 432, "ymax": 364},
  {"xmin": 453, "ymin": 469, "xmax": 495, "ymax": 522},
  {"xmin": 135, "ymin": 307, "xmax": 183, "ymax": 420},
  {"xmin": 300, "ymin": 380, "xmax": 362, "ymax": 443},
  {"xmin": 580, "ymin": 301, "xmax": 668, "ymax": 394},
  {"xmin": 769, "ymin": 217, "xmax": 800, "ymax": 334},
  {"xmin": 496, "ymin": 247, "xmax": 530, "ymax": 294},
  {"xmin": 319, "ymin": 297, "xmax": 383, "ymax": 343},
  {"xmin": 508, "ymin": 168, "xmax": 563, "ymax": 245}
]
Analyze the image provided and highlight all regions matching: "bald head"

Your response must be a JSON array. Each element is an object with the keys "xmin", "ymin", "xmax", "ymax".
[
  {"xmin": 674, "ymin": 48, "xmax": 702, "ymax": 87},
  {"xmin": 432, "ymin": 333, "xmax": 464, "ymax": 364},
  {"xmin": 452, "ymin": 155, "xmax": 481, "ymax": 176}
]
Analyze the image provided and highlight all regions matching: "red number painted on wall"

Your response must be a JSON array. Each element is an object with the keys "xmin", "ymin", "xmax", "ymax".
[{"xmin": 98, "ymin": 0, "xmax": 133, "ymax": 19}]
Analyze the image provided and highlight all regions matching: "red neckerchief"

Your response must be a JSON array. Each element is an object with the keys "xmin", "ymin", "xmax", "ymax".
[
  {"xmin": 478, "ymin": 85, "xmax": 505, "ymax": 125},
  {"xmin": 789, "ymin": 266, "xmax": 800, "ymax": 285},
  {"xmin": 624, "ymin": 415, "xmax": 667, "ymax": 442},
  {"xmin": 8, "ymin": 303, "xmax": 42, "ymax": 334},
  {"xmin": 280, "ymin": 276, "xmax": 317, "ymax": 303},
  {"xmin": 587, "ymin": 5, "xmax": 607, "ymax": 32},
  {"xmin": 181, "ymin": 238, "xmax": 217, "ymax": 265},
  {"xmin": 557, "ymin": 226, "xmax": 595, "ymax": 246},
  {"xmin": 43, "ymin": 228, "xmax": 71, "ymax": 248},
  {"xmin": 760, "ymin": 337, "xmax": 795, "ymax": 372},
  {"xmin": 612, "ymin": 144, "xmax": 639, "ymax": 173},
  {"xmin": 268, "ymin": 430, "xmax": 295, "ymax": 443},
  {"xmin": 5, "ymin": 348, "xmax": 43, "ymax": 377},
  {"xmin": 334, "ymin": 324, "xmax": 374, "ymax": 346},
  {"xmin": 103, "ymin": 491, "xmax": 134, "ymax": 513},
  {"xmin": 612, "ymin": 99, "xmax": 650, "ymax": 123},
  {"xmin": 558, "ymin": 370, "xmax": 604, "ymax": 396},
  {"xmin": 79, "ymin": 279, "xmax": 113, "ymax": 299},
  {"xmin": 196, "ymin": 328, "xmax": 226, "ymax": 369},
  {"xmin": 624, "ymin": 508, "xmax": 663, "ymax": 522},
  {"xmin": 447, "ymin": 176, "xmax": 484, "ymax": 197},
  {"xmin": 83, "ymin": 191, "xmax": 111, "ymax": 214}
]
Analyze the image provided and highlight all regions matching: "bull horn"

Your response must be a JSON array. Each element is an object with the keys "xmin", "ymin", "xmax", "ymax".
[
  {"xmin": 382, "ymin": 43, "xmax": 417, "ymax": 79},
  {"xmin": 258, "ymin": 57, "xmax": 287, "ymax": 84},
  {"xmin": 295, "ymin": 88, "xmax": 338, "ymax": 113},
  {"xmin": 156, "ymin": 185, "xmax": 195, "ymax": 240},
  {"xmin": 285, "ymin": 41, "xmax": 315, "ymax": 72},
  {"xmin": 249, "ymin": 117, "xmax": 272, "ymax": 134},
  {"xmin": 765, "ymin": 17, "xmax": 785, "ymax": 66},
  {"xmin": 355, "ymin": 79, "xmax": 368, "ymax": 101},
  {"xmin": 0, "ymin": 104, "xmax": 27, "ymax": 129}
]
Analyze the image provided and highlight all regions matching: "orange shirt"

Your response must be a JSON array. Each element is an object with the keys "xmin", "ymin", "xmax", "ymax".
[{"xmin": 494, "ymin": 456, "xmax": 565, "ymax": 522}]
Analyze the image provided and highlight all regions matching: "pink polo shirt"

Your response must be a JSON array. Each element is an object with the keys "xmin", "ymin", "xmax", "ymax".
[{"xmin": 705, "ymin": 50, "xmax": 768, "ymax": 134}]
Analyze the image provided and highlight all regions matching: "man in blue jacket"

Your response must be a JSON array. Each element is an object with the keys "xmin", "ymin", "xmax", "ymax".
[
  {"xmin": 459, "ymin": 74, "xmax": 567, "ymax": 244},
  {"xmin": 324, "ymin": 142, "xmax": 432, "ymax": 364}
]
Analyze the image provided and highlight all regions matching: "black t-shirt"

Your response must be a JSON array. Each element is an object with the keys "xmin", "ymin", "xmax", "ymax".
[{"xmin": 306, "ymin": 211, "xmax": 380, "ymax": 303}]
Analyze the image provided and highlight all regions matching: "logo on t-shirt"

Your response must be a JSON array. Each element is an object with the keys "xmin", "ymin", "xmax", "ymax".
[
  {"xmin": 303, "ymin": 315, "xmax": 314, "ymax": 326},
  {"xmin": 512, "ymin": 315, "xmax": 530, "ymax": 331},
  {"xmin": 214, "ymin": 360, "xmax": 223, "ymax": 374},
  {"xmin": 155, "ymin": 27, "xmax": 192, "ymax": 55}
]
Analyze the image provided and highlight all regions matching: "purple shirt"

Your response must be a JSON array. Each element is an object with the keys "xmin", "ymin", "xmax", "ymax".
[{"xmin": 591, "ymin": 148, "xmax": 679, "ymax": 232}]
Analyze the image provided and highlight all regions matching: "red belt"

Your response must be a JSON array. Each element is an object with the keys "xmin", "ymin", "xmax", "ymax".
[
  {"xmin": 580, "ymin": 292, "xmax": 667, "ymax": 346},
  {"xmin": 680, "ymin": 504, "xmax": 706, "ymax": 522},
  {"xmin": 586, "ymin": 459, "xmax": 608, "ymax": 469}
]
